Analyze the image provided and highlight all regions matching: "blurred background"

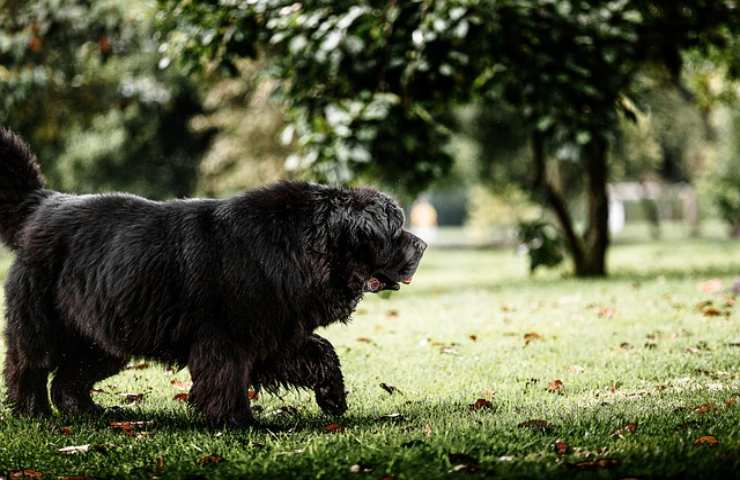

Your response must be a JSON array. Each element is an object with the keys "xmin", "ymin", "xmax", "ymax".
[{"xmin": 1, "ymin": 0, "xmax": 739, "ymax": 277}]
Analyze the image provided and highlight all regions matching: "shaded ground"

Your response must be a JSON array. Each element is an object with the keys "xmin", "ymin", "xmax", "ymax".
[{"xmin": 0, "ymin": 232, "xmax": 738, "ymax": 479}]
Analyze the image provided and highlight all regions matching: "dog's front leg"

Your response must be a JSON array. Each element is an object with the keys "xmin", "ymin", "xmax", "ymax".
[
  {"xmin": 253, "ymin": 333, "xmax": 347, "ymax": 416},
  {"xmin": 187, "ymin": 334, "xmax": 255, "ymax": 427}
]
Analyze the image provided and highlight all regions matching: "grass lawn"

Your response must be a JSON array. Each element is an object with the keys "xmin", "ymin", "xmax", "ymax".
[{"xmin": 0, "ymin": 232, "xmax": 739, "ymax": 479}]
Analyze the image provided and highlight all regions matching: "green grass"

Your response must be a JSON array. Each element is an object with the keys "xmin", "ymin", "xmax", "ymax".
[{"xmin": 0, "ymin": 233, "xmax": 739, "ymax": 479}]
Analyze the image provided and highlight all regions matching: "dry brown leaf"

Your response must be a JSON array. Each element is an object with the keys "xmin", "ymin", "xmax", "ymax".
[
  {"xmin": 173, "ymin": 392, "xmax": 189, "ymax": 402},
  {"xmin": 127, "ymin": 362, "xmax": 150, "ymax": 370},
  {"xmin": 547, "ymin": 379, "xmax": 564, "ymax": 393},
  {"xmin": 517, "ymin": 419, "xmax": 552, "ymax": 432},
  {"xmin": 702, "ymin": 306, "xmax": 723, "ymax": 317},
  {"xmin": 10, "ymin": 469, "xmax": 44, "ymax": 479},
  {"xmin": 356, "ymin": 337, "xmax": 375, "ymax": 344},
  {"xmin": 248, "ymin": 389, "xmax": 259, "ymax": 400},
  {"xmin": 694, "ymin": 435, "xmax": 719, "ymax": 446},
  {"xmin": 120, "ymin": 392, "xmax": 144, "ymax": 404},
  {"xmin": 725, "ymin": 396, "xmax": 738, "ymax": 407},
  {"xmin": 379, "ymin": 383, "xmax": 398, "ymax": 395},
  {"xmin": 468, "ymin": 334, "xmax": 478, "ymax": 342},
  {"xmin": 469, "ymin": 398, "xmax": 493, "ymax": 411},
  {"xmin": 553, "ymin": 439, "xmax": 569, "ymax": 455},
  {"xmin": 324, "ymin": 422, "xmax": 342, "ymax": 433},
  {"xmin": 60, "ymin": 426, "xmax": 73, "ymax": 436},
  {"xmin": 170, "ymin": 379, "xmax": 192, "ymax": 390},
  {"xmin": 386, "ymin": 309, "xmax": 399, "ymax": 318},
  {"xmin": 610, "ymin": 422, "xmax": 637, "ymax": 438},
  {"xmin": 694, "ymin": 403, "xmax": 717, "ymax": 415},
  {"xmin": 197, "ymin": 454, "xmax": 225, "ymax": 465},
  {"xmin": 109, "ymin": 420, "xmax": 152, "ymax": 436},
  {"xmin": 597, "ymin": 307, "xmax": 615, "ymax": 319},
  {"xmin": 570, "ymin": 458, "xmax": 620, "ymax": 470},
  {"xmin": 523, "ymin": 332, "xmax": 543, "ymax": 346}
]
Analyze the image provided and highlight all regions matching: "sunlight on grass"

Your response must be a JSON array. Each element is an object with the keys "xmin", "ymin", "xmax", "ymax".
[{"xmin": 0, "ymin": 238, "xmax": 738, "ymax": 478}]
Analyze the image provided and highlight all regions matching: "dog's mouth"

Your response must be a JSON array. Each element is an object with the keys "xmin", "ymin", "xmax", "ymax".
[{"xmin": 364, "ymin": 273, "xmax": 413, "ymax": 293}]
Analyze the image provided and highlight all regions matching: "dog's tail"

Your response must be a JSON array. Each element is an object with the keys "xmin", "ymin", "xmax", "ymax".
[{"xmin": 0, "ymin": 127, "xmax": 47, "ymax": 250}]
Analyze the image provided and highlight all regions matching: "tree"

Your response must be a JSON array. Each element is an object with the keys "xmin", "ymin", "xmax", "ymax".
[
  {"xmin": 159, "ymin": 0, "xmax": 738, "ymax": 275},
  {"xmin": 0, "ymin": 0, "xmax": 212, "ymax": 199}
]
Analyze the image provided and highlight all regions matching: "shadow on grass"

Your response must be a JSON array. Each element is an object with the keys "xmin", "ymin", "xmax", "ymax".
[{"xmin": 1, "ymin": 393, "xmax": 738, "ymax": 479}]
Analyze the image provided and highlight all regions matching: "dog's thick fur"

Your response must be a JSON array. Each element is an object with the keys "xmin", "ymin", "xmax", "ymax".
[{"xmin": 0, "ymin": 128, "xmax": 425, "ymax": 426}]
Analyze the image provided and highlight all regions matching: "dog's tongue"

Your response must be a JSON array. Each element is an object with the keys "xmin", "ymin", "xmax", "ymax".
[{"xmin": 365, "ymin": 277, "xmax": 382, "ymax": 292}]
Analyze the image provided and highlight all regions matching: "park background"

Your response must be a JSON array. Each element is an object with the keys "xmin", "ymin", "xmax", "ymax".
[{"xmin": 0, "ymin": 1, "xmax": 739, "ymax": 478}]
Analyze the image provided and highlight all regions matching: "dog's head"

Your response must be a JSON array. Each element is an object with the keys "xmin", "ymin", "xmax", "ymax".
[{"xmin": 336, "ymin": 187, "xmax": 427, "ymax": 293}]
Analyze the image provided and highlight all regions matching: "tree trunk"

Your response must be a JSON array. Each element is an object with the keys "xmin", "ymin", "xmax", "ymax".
[
  {"xmin": 579, "ymin": 134, "xmax": 610, "ymax": 277},
  {"xmin": 531, "ymin": 132, "xmax": 610, "ymax": 277}
]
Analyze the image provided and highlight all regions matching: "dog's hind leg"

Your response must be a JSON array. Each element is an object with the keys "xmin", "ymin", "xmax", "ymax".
[
  {"xmin": 187, "ymin": 333, "xmax": 255, "ymax": 428},
  {"xmin": 254, "ymin": 334, "xmax": 347, "ymax": 416},
  {"xmin": 3, "ymin": 264, "xmax": 57, "ymax": 417},
  {"xmin": 50, "ymin": 342, "xmax": 128, "ymax": 416},
  {"xmin": 3, "ymin": 340, "xmax": 51, "ymax": 417}
]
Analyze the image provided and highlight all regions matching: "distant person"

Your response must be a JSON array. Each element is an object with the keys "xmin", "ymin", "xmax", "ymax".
[{"xmin": 410, "ymin": 195, "xmax": 438, "ymax": 244}]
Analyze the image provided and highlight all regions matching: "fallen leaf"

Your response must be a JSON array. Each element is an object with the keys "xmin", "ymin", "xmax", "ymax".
[
  {"xmin": 197, "ymin": 454, "xmax": 225, "ymax": 465},
  {"xmin": 695, "ymin": 435, "xmax": 719, "ymax": 446},
  {"xmin": 469, "ymin": 398, "xmax": 493, "ymax": 411},
  {"xmin": 126, "ymin": 362, "xmax": 150, "ymax": 370},
  {"xmin": 58, "ymin": 445, "xmax": 90, "ymax": 455},
  {"xmin": 547, "ymin": 379, "xmax": 564, "ymax": 394},
  {"xmin": 553, "ymin": 439, "xmax": 569, "ymax": 455},
  {"xmin": 448, "ymin": 453, "xmax": 480, "ymax": 472},
  {"xmin": 694, "ymin": 403, "xmax": 717, "ymax": 414},
  {"xmin": 523, "ymin": 332, "xmax": 543, "ymax": 346},
  {"xmin": 248, "ymin": 389, "xmax": 259, "ymax": 400},
  {"xmin": 698, "ymin": 279, "xmax": 723, "ymax": 293},
  {"xmin": 90, "ymin": 388, "xmax": 105, "ymax": 395},
  {"xmin": 379, "ymin": 383, "xmax": 398, "ymax": 395},
  {"xmin": 386, "ymin": 309, "xmax": 399, "ymax": 318},
  {"xmin": 569, "ymin": 365, "xmax": 585, "ymax": 374},
  {"xmin": 349, "ymin": 464, "xmax": 373, "ymax": 474},
  {"xmin": 468, "ymin": 334, "xmax": 478, "ymax": 342},
  {"xmin": 570, "ymin": 458, "xmax": 620, "ymax": 470},
  {"xmin": 356, "ymin": 337, "xmax": 374, "ymax": 344},
  {"xmin": 120, "ymin": 392, "xmax": 144, "ymax": 403},
  {"xmin": 702, "ymin": 306, "xmax": 723, "ymax": 317},
  {"xmin": 273, "ymin": 405, "xmax": 300, "ymax": 416},
  {"xmin": 170, "ymin": 379, "xmax": 192, "ymax": 390},
  {"xmin": 610, "ymin": 422, "xmax": 637, "ymax": 438},
  {"xmin": 109, "ymin": 420, "xmax": 152, "ymax": 435},
  {"xmin": 725, "ymin": 396, "xmax": 738, "ymax": 407},
  {"xmin": 324, "ymin": 422, "xmax": 342, "ymax": 433},
  {"xmin": 10, "ymin": 469, "xmax": 43, "ymax": 479},
  {"xmin": 58, "ymin": 444, "xmax": 112, "ymax": 455},
  {"xmin": 60, "ymin": 426, "xmax": 73, "ymax": 436},
  {"xmin": 517, "ymin": 419, "xmax": 552, "ymax": 432},
  {"xmin": 618, "ymin": 342, "xmax": 633, "ymax": 350},
  {"xmin": 173, "ymin": 392, "xmax": 189, "ymax": 402},
  {"xmin": 597, "ymin": 307, "xmax": 615, "ymax": 319}
]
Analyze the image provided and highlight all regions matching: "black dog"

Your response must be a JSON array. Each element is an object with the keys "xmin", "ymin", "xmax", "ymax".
[{"xmin": 0, "ymin": 128, "xmax": 426, "ymax": 426}]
